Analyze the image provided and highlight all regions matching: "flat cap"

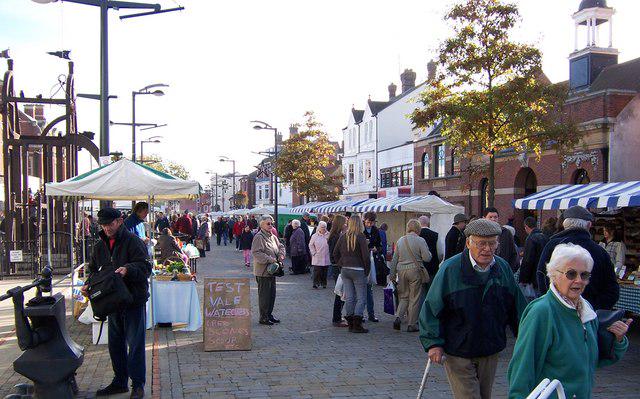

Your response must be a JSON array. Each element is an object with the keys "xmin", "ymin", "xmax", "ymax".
[
  {"xmin": 303, "ymin": 212, "xmax": 310, "ymax": 217},
  {"xmin": 563, "ymin": 205, "xmax": 593, "ymax": 222},
  {"xmin": 97, "ymin": 208, "xmax": 121, "ymax": 225},
  {"xmin": 453, "ymin": 213, "xmax": 468, "ymax": 224},
  {"xmin": 464, "ymin": 219, "xmax": 502, "ymax": 237}
]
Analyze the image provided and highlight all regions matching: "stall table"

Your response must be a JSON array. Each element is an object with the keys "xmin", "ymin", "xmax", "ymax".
[
  {"xmin": 614, "ymin": 284, "xmax": 640, "ymax": 315},
  {"xmin": 146, "ymin": 278, "xmax": 202, "ymax": 331}
]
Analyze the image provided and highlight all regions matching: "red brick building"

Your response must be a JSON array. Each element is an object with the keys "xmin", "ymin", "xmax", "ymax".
[{"xmin": 414, "ymin": 0, "xmax": 640, "ymax": 240}]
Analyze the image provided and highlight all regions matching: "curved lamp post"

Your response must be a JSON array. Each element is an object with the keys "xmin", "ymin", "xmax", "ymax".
[{"xmin": 251, "ymin": 120, "xmax": 279, "ymax": 232}]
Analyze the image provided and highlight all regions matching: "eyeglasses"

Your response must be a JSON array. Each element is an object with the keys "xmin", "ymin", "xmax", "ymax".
[
  {"xmin": 265, "ymin": 222, "xmax": 272, "ymax": 226},
  {"xmin": 469, "ymin": 239, "xmax": 499, "ymax": 250},
  {"xmin": 562, "ymin": 269, "xmax": 591, "ymax": 281}
]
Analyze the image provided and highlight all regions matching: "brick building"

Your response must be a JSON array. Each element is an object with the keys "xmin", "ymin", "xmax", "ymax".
[{"xmin": 414, "ymin": 0, "xmax": 640, "ymax": 240}]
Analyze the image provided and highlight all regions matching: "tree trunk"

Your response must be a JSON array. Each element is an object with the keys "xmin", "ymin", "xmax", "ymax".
[{"xmin": 488, "ymin": 151, "xmax": 496, "ymax": 207}]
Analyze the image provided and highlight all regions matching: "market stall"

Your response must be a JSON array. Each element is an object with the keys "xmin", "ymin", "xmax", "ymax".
[
  {"xmin": 514, "ymin": 180, "xmax": 640, "ymax": 315},
  {"xmin": 45, "ymin": 159, "xmax": 202, "ymax": 330}
]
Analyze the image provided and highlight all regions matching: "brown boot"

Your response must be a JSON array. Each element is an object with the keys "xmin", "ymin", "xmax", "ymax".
[
  {"xmin": 345, "ymin": 315, "xmax": 354, "ymax": 332},
  {"xmin": 351, "ymin": 316, "xmax": 369, "ymax": 333}
]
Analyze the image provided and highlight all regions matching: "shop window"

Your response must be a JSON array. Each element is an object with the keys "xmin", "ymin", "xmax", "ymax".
[
  {"xmin": 421, "ymin": 153, "xmax": 430, "ymax": 179},
  {"xmin": 380, "ymin": 164, "xmax": 413, "ymax": 188},
  {"xmin": 434, "ymin": 145, "xmax": 446, "ymax": 178}
]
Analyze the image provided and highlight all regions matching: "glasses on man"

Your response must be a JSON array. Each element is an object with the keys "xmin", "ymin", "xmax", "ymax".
[
  {"xmin": 470, "ymin": 239, "xmax": 499, "ymax": 250},
  {"xmin": 562, "ymin": 269, "xmax": 591, "ymax": 281}
]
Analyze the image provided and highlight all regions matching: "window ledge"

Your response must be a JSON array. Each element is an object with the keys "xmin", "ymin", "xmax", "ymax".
[{"xmin": 419, "ymin": 174, "xmax": 462, "ymax": 182}]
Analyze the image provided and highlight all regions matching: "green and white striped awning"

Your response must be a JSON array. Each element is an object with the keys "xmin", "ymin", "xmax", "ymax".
[{"xmin": 45, "ymin": 159, "xmax": 201, "ymax": 200}]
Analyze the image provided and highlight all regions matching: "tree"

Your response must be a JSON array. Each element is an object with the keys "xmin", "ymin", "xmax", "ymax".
[
  {"xmin": 143, "ymin": 154, "xmax": 191, "ymax": 180},
  {"xmin": 411, "ymin": 0, "xmax": 578, "ymax": 206},
  {"xmin": 274, "ymin": 111, "xmax": 342, "ymax": 201}
]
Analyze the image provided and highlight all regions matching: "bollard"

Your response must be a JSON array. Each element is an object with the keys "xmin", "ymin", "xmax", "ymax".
[{"xmin": 0, "ymin": 268, "xmax": 84, "ymax": 399}]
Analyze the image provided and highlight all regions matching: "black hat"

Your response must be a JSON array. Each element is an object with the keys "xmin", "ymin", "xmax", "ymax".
[
  {"xmin": 97, "ymin": 208, "xmax": 121, "ymax": 225},
  {"xmin": 563, "ymin": 205, "xmax": 594, "ymax": 222},
  {"xmin": 453, "ymin": 213, "xmax": 468, "ymax": 224}
]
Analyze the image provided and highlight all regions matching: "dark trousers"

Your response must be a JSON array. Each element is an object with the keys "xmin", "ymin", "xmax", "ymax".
[
  {"xmin": 206, "ymin": 238, "xmax": 211, "ymax": 251},
  {"xmin": 332, "ymin": 294, "xmax": 344, "ymax": 323},
  {"xmin": 216, "ymin": 233, "xmax": 222, "ymax": 245},
  {"xmin": 235, "ymin": 237, "xmax": 240, "ymax": 250},
  {"xmin": 313, "ymin": 266, "xmax": 328, "ymax": 287},
  {"xmin": 255, "ymin": 276, "xmax": 276, "ymax": 320},
  {"xmin": 291, "ymin": 255, "xmax": 307, "ymax": 274},
  {"xmin": 108, "ymin": 305, "xmax": 146, "ymax": 389}
]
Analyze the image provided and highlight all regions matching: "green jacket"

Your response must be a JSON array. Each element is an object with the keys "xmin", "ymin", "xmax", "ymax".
[
  {"xmin": 507, "ymin": 289, "xmax": 628, "ymax": 399},
  {"xmin": 419, "ymin": 250, "xmax": 527, "ymax": 358}
]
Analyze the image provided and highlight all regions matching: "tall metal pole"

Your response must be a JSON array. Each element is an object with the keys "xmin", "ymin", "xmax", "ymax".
[
  {"xmin": 99, "ymin": 0, "xmax": 109, "ymax": 156},
  {"xmin": 232, "ymin": 160, "xmax": 236, "ymax": 210},
  {"xmin": 273, "ymin": 128, "xmax": 279, "ymax": 233},
  {"xmin": 215, "ymin": 173, "xmax": 219, "ymax": 212},
  {"xmin": 131, "ymin": 91, "xmax": 136, "ymax": 162}
]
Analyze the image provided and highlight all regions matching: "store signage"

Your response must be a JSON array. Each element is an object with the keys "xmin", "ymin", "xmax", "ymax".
[
  {"xmin": 9, "ymin": 250, "xmax": 23, "ymax": 262},
  {"xmin": 203, "ymin": 277, "xmax": 251, "ymax": 351}
]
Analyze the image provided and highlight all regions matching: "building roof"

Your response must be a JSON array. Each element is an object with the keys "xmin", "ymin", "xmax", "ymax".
[
  {"xmin": 579, "ymin": 0, "xmax": 608, "ymax": 11},
  {"xmin": 589, "ymin": 57, "xmax": 640, "ymax": 93},
  {"xmin": 367, "ymin": 99, "xmax": 390, "ymax": 116},
  {"xmin": 352, "ymin": 108, "xmax": 364, "ymax": 123}
]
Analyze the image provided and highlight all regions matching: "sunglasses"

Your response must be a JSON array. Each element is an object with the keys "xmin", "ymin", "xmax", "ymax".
[{"xmin": 562, "ymin": 269, "xmax": 591, "ymax": 281}]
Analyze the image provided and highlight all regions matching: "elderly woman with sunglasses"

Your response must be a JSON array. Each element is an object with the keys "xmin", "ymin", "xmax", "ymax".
[
  {"xmin": 508, "ymin": 243, "xmax": 631, "ymax": 399},
  {"xmin": 251, "ymin": 214, "xmax": 286, "ymax": 326}
]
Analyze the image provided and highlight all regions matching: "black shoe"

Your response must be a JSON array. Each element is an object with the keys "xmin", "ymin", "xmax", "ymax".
[
  {"xmin": 393, "ymin": 317, "xmax": 401, "ymax": 330},
  {"xmin": 407, "ymin": 325, "xmax": 419, "ymax": 333},
  {"xmin": 268, "ymin": 315, "xmax": 280, "ymax": 323},
  {"xmin": 96, "ymin": 383, "xmax": 128, "ymax": 396},
  {"xmin": 313, "ymin": 285, "xmax": 318, "ymax": 289},
  {"xmin": 259, "ymin": 319, "xmax": 274, "ymax": 325},
  {"xmin": 130, "ymin": 386, "xmax": 145, "ymax": 399},
  {"xmin": 368, "ymin": 316, "xmax": 379, "ymax": 322}
]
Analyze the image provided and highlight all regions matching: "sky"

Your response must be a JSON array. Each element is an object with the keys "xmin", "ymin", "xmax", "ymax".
[{"xmin": 2, "ymin": 0, "xmax": 640, "ymax": 187}]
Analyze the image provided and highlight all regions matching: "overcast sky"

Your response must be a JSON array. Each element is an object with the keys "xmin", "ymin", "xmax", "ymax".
[{"xmin": 2, "ymin": 0, "xmax": 639, "ymax": 186}]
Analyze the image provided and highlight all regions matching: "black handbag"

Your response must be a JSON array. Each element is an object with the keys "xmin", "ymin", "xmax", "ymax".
[
  {"xmin": 86, "ymin": 267, "xmax": 133, "ymax": 321},
  {"xmin": 266, "ymin": 262, "xmax": 285, "ymax": 277},
  {"xmin": 596, "ymin": 309, "xmax": 625, "ymax": 360}
]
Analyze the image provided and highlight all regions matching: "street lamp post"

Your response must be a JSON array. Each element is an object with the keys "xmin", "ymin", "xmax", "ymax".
[
  {"xmin": 205, "ymin": 171, "xmax": 219, "ymax": 212},
  {"xmin": 219, "ymin": 156, "xmax": 236, "ymax": 209},
  {"xmin": 252, "ymin": 121, "xmax": 279, "ymax": 232},
  {"xmin": 132, "ymin": 83, "xmax": 168, "ymax": 162},
  {"xmin": 140, "ymin": 136, "xmax": 162, "ymax": 163}
]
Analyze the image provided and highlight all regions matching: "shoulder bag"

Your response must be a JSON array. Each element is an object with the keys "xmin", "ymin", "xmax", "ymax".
[
  {"xmin": 403, "ymin": 237, "xmax": 431, "ymax": 284},
  {"xmin": 86, "ymin": 267, "xmax": 133, "ymax": 321}
]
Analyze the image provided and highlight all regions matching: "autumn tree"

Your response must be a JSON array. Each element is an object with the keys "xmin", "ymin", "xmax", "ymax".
[
  {"xmin": 274, "ymin": 111, "xmax": 342, "ymax": 201},
  {"xmin": 143, "ymin": 154, "xmax": 191, "ymax": 180},
  {"xmin": 411, "ymin": 0, "xmax": 578, "ymax": 206}
]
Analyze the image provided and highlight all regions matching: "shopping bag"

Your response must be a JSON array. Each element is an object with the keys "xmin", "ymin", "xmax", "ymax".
[
  {"xmin": 383, "ymin": 282, "xmax": 395, "ymax": 315},
  {"xmin": 368, "ymin": 252, "xmax": 377, "ymax": 285},
  {"xmin": 194, "ymin": 239, "xmax": 205, "ymax": 251},
  {"xmin": 334, "ymin": 274, "xmax": 345, "ymax": 300}
]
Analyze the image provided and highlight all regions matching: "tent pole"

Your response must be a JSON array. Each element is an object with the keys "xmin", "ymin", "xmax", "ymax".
[
  {"xmin": 69, "ymin": 199, "xmax": 75, "ymax": 322},
  {"xmin": 46, "ymin": 197, "xmax": 52, "ymax": 271},
  {"xmin": 149, "ymin": 195, "xmax": 154, "ymax": 330}
]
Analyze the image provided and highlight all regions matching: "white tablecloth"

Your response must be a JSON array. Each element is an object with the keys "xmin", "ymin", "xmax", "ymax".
[{"xmin": 146, "ymin": 279, "xmax": 202, "ymax": 331}]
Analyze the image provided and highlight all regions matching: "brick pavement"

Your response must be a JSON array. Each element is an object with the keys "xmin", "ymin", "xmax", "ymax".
[{"xmin": 0, "ymin": 245, "xmax": 638, "ymax": 398}]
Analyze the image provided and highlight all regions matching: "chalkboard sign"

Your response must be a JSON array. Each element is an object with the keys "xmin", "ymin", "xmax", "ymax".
[{"xmin": 203, "ymin": 277, "xmax": 251, "ymax": 351}]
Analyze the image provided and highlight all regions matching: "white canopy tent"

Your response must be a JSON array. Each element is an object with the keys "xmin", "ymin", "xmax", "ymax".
[{"xmin": 246, "ymin": 205, "xmax": 293, "ymax": 215}]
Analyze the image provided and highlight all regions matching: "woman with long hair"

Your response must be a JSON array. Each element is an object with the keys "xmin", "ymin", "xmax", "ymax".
[
  {"xmin": 328, "ymin": 214, "xmax": 347, "ymax": 327},
  {"xmin": 600, "ymin": 221, "xmax": 627, "ymax": 276},
  {"xmin": 332, "ymin": 215, "xmax": 370, "ymax": 333}
]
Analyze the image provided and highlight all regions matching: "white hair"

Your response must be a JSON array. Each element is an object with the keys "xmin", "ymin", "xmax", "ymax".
[
  {"xmin": 318, "ymin": 221, "xmax": 327, "ymax": 230},
  {"xmin": 546, "ymin": 243, "xmax": 594, "ymax": 281},
  {"xmin": 291, "ymin": 219, "xmax": 301, "ymax": 228},
  {"xmin": 259, "ymin": 214, "xmax": 273, "ymax": 223},
  {"xmin": 418, "ymin": 215, "xmax": 430, "ymax": 227},
  {"xmin": 563, "ymin": 218, "xmax": 591, "ymax": 231}
]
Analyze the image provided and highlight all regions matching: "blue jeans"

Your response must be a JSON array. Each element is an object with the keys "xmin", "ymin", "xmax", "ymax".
[
  {"xmin": 222, "ymin": 231, "xmax": 228, "ymax": 245},
  {"xmin": 341, "ymin": 268, "xmax": 366, "ymax": 317},
  {"xmin": 366, "ymin": 283, "xmax": 375, "ymax": 318},
  {"xmin": 108, "ymin": 305, "xmax": 146, "ymax": 389}
]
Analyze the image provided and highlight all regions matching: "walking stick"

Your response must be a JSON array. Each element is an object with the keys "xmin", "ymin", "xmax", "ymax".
[{"xmin": 416, "ymin": 358, "xmax": 432, "ymax": 399}]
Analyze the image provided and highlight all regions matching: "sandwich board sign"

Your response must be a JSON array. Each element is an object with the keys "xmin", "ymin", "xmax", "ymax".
[{"xmin": 203, "ymin": 277, "xmax": 251, "ymax": 351}]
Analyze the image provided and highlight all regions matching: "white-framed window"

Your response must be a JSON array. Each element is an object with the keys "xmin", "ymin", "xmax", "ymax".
[
  {"xmin": 434, "ymin": 145, "xmax": 446, "ymax": 178},
  {"xmin": 258, "ymin": 187, "xmax": 263, "ymax": 200},
  {"xmin": 365, "ymin": 159, "xmax": 372, "ymax": 182},
  {"xmin": 358, "ymin": 160, "xmax": 364, "ymax": 183},
  {"xmin": 348, "ymin": 164, "xmax": 355, "ymax": 184},
  {"xmin": 343, "ymin": 166, "xmax": 348, "ymax": 184}
]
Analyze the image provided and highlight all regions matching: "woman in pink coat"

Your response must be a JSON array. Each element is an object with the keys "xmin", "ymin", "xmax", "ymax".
[{"xmin": 309, "ymin": 221, "xmax": 331, "ymax": 288}]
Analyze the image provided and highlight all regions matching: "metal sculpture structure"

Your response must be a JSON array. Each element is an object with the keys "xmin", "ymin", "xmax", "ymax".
[{"xmin": 1, "ymin": 59, "xmax": 100, "ymax": 277}]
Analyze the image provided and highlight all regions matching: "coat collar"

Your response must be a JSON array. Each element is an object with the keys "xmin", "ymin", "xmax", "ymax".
[{"xmin": 460, "ymin": 248, "xmax": 501, "ymax": 285}]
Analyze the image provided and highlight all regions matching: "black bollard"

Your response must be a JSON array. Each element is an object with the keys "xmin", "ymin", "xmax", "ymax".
[{"xmin": 1, "ymin": 268, "xmax": 84, "ymax": 399}]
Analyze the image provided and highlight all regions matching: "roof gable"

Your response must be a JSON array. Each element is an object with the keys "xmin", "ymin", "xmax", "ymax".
[{"xmin": 589, "ymin": 57, "xmax": 640, "ymax": 93}]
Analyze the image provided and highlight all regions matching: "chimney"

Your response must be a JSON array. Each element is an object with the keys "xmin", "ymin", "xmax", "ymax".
[
  {"xmin": 276, "ymin": 133, "xmax": 283, "ymax": 145},
  {"xmin": 400, "ymin": 68, "xmax": 416, "ymax": 93},
  {"xmin": 388, "ymin": 82, "xmax": 397, "ymax": 100},
  {"xmin": 427, "ymin": 60, "xmax": 437, "ymax": 81},
  {"xmin": 23, "ymin": 104, "xmax": 35, "ymax": 118},
  {"xmin": 289, "ymin": 124, "xmax": 298, "ymax": 137}
]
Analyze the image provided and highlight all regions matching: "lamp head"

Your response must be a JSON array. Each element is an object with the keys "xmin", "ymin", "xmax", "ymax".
[
  {"xmin": 152, "ymin": 90, "xmax": 165, "ymax": 96},
  {"xmin": 253, "ymin": 125, "xmax": 263, "ymax": 130}
]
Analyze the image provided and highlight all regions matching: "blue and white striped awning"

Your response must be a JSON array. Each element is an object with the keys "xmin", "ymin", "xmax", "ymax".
[
  {"xmin": 352, "ymin": 196, "xmax": 421, "ymax": 213},
  {"xmin": 513, "ymin": 181, "xmax": 640, "ymax": 210},
  {"xmin": 289, "ymin": 201, "xmax": 329, "ymax": 214},
  {"xmin": 314, "ymin": 198, "xmax": 369, "ymax": 214}
]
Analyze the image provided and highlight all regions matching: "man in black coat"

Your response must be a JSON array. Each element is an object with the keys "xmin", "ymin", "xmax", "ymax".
[
  {"xmin": 214, "ymin": 217, "xmax": 223, "ymax": 245},
  {"xmin": 418, "ymin": 215, "xmax": 440, "ymax": 280},
  {"xmin": 83, "ymin": 208, "xmax": 151, "ymax": 399},
  {"xmin": 445, "ymin": 213, "xmax": 468, "ymax": 260},
  {"xmin": 536, "ymin": 206, "xmax": 619, "ymax": 310},
  {"xmin": 518, "ymin": 216, "xmax": 548, "ymax": 298},
  {"xmin": 484, "ymin": 207, "xmax": 518, "ymax": 272},
  {"xmin": 300, "ymin": 213, "xmax": 312, "ymax": 271}
]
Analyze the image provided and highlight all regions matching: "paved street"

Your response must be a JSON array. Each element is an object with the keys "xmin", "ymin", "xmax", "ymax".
[{"xmin": 0, "ymin": 244, "xmax": 639, "ymax": 398}]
